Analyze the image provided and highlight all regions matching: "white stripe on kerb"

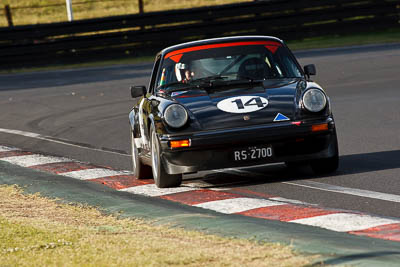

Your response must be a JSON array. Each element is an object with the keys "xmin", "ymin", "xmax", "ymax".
[
  {"xmin": 0, "ymin": 154, "xmax": 71, "ymax": 167},
  {"xmin": 120, "ymin": 184, "xmax": 197, "ymax": 197},
  {"xmin": 194, "ymin": 197, "xmax": 285, "ymax": 214},
  {"xmin": 183, "ymin": 182, "xmax": 231, "ymax": 191},
  {"xmin": 62, "ymin": 168, "xmax": 132, "ymax": 180},
  {"xmin": 290, "ymin": 213, "xmax": 400, "ymax": 232},
  {"xmin": 0, "ymin": 146, "xmax": 19, "ymax": 152},
  {"xmin": 284, "ymin": 180, "xmax": 400, "ymax": 204}
]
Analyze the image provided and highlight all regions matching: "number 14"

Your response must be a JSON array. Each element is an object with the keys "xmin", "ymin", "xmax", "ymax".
[{"xmin": 232, "ymin": 97, "xmax": 267, "ymax": 109}]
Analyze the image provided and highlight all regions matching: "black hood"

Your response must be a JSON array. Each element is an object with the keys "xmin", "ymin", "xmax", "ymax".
[{"xmin": 172, "ymin": 79, "xmax": 302, "ymax": 131}]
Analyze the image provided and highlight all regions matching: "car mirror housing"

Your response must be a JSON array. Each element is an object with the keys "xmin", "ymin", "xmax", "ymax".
[
  {"xmin": 304, "ymin": 64, "xmax": 316, "ymax": 76},
  {"xmin": 130, "ymin": 85, "xmax": 146, "ymax": 98}
]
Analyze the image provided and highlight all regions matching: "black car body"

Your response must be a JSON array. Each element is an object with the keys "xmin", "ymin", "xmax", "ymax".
[{"xmin": 129, "ymin": 36, "xmax": 339, "ymax": 188}]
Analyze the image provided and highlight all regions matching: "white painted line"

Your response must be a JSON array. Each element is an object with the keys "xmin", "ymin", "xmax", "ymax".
[
  {"xmin": 211, "ymin": 168, "xmax": 253, "ymax": 177},
  {"xmin": 0, "ymin": 146, "xmax": 19, "ymax": 152},
  {"xmin": 230, "ymin": 167, "xmax": 400, "ymax": 204},
  {"xmin": 0, "ymin": 154, "xmax": 71, "ymax": 167},
  {"xmin": 269, "ymin": 197, "xmax": 312, "ymax": 206},
  {"xmin": 212, "ymin": 165, "xmax": 283, "ymax": 177},
  {"xmin": 0, "ymin": 128, "xmax": 128, "ymax": 157},
  {"xmin": 183, "ymin": 182, "xmax": 231, "ymax": 191},
  {"xmin": 290, "ymin": 213, "xmax": 400, "ymax": 232},
  {"xmin": 62, "ymin": 168, "xmax": 132, "ymax": 180},
  {"xmin": 284, "ymin": 180, "xmax": 400, "ymax": 204},
  {"xmin": 0, "ymin": 128, "xmax": 42, "ymax": 138},
  {"xmin": 194, "ymin": 197, "xmax": 285, "ymax": 214},
  {"xmin": 120, "ymin": 184, "xmax": 197, "ymax": 197}
]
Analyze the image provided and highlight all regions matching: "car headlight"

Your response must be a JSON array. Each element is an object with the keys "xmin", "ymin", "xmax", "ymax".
[
  {"xmin": 164, "ymin": 104, "xmax": 188, "ymax": 128},
  {"xmin": 302, "ymin": 89, "xmax": 327, "ymax": 112}
]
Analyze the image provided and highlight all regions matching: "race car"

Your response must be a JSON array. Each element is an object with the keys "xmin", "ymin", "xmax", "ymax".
[{"xmin": 129, "ymin": 36, "xmax": 339, "ymax": 188}]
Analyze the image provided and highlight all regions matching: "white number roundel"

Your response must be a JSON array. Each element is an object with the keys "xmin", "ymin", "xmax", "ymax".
[{"xmin": 217, "ymin": 96, "xmax": 268, "ymax": 113}]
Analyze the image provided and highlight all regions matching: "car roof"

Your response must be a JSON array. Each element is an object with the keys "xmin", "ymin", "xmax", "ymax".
[{"xmin": 158, "ymin": 36, "xmax": 284, "ymax": 57}]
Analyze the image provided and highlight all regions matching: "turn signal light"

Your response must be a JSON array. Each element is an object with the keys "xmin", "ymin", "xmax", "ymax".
[
  {"xmin": 170, "ymin": 139, "xmax": 191, "ymax": 148},
  {"xmin": 311, "ymin": 123, "xmax": 329, "ymax": 132},
  {"xmin": 291, "ymin": 121, "xmax": 302, "ymax": 126}
]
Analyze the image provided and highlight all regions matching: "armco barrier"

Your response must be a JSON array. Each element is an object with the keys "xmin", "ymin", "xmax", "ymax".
[{"xmin": 0, "ymin": 0, "xmax": 399, "ymax": 69}]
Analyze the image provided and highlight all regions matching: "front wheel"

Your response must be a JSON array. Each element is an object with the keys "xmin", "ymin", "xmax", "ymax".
[
  {"xmin": 131, "ymin": 130, "xmax": 152, "ymax": 179},
  {"xmin": 150, "ymin": 128, "xmax": 182, "ymax": 188},
  {"xmin": 310, "ymin": 130, "xmax": 339, "ymax": 174}
]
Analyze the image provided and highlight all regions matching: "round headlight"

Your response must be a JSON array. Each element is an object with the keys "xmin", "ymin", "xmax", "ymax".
[
  {"xmin": 302, "ymin": 89, "xmax": 327, "ymax": 112},
  {"xmin": 164, "ymin": 104, "xmax": 188, "ymax": 128}
]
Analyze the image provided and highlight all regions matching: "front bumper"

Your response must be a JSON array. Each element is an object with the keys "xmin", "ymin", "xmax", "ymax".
[{"xmin": 159, "ymin": 117, "xmax": 338, "ymax": 174}]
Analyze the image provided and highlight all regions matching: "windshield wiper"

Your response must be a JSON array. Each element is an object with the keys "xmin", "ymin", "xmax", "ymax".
[
  {"xmin": 236, "ymin": 75, "xmax": 264, "ymax": 82},
  {"xmin": 158, "ymin": 76, "xmax": 228, "ymax": 89},
  {"xmin": 158, "ymin": 81, "xmax": 187, "ymax": 89},
  {"xmin": 191, "ymin": 75, "xmax": 229, "ymax": 83},
  {"xmin": 157, "ymin": 82, "xmax": 200, "ymax": 94}
]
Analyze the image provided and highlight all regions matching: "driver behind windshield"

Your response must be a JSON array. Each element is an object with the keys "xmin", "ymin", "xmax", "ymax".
[
  {"xmin": 175, "ymin": 62, "xmax": 194, "ymax": 83},
  {"xmin": 184, "ymin": 69, "xmax": 195, "ymax": 83},
  {"xmin": 158, "ymin": 43, "xmax": 302, "ymax": 89}
]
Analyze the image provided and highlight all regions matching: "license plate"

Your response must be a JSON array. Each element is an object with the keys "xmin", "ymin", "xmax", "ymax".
[{"xmin": 233, "ymin": 146, "xmax": 273, "ymax": 161}]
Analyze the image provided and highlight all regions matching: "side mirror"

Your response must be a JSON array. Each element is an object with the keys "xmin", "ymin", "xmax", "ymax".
[
  {"xmin": 304, "ymin": 64, "xmax": 316, "ymax": 77},
  {"xmin": 130, "ymin": 85, "xmax": 146, "ymax": 98}
]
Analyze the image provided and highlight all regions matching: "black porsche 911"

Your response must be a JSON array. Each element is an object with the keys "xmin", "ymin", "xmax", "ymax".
[{"xmin": 129, "ymin": 36, "xmax": 339, "ymax": 188}]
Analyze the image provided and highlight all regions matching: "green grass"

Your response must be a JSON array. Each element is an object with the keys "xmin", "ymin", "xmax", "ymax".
[
  {"xmin": 1, "ymin": 1, "xmax": 399, "ymax": 74},
  {"xmin": 0, "ymin": 55, "xmax": 156, "ymax": 74},
  {"xmin": 0, "ymin": 185, "xmax": 316, "ymax": 266},
  {"xmin": 1, "ymin": 0, "xmax": 250, "ymax": 27},
  {"xmin": 286, "ymin": 28, "xmax": 400, "ymax": 51}
]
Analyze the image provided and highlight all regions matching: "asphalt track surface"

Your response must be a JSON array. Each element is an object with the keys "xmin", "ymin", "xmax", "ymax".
[{"xmin": 1, "ymin": 44, "xmax": 400, "ymax": 222}]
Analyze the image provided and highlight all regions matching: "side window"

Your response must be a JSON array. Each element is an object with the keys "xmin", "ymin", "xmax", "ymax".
[{"xmin": 148, "ymin": 55, "xmax": 161, "ymax": 94}]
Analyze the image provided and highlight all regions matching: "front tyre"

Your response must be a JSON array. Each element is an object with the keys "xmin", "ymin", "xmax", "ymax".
[
  {"xmin": 131, "ymin": 130, "xmax": 152, "ymax": 179},
  {"xmin": 150, "ymin": 128, "xmax": 182, "ymax": 188},
  {"xmin": 310, "ymin": 130, "xmax": 339, "ymax": 174}
]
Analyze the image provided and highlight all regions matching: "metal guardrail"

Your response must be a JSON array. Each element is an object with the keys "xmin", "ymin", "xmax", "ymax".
[{"xmin": 0, "ymin": 0, "xmax": 399, "ymax": 69}]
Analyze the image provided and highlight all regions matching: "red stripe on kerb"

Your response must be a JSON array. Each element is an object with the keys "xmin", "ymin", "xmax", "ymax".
[
  {"xmin": 350, "ymin": 223, "xmax": 400, "ymax": 242},
  {"xmin": 89, "ymin": 175, "xmax": 153, "ymax": 190},
  {"xmin": 0, "ymin": 151, "xmax": 32, "ymax": 158},
  {"xmin": 160, "ymin": 189, "xmax": 241, "ymax": 205},
  {"xmin": 165, "ymin": 41, "xmax": 282, "ymax": 59},
  {"xmin": 238, "ymin": 205, "xmax": 337, "ymax": 221},
  {"xmin": 31, "ymin": 162, "xmax": 95, "ymax": 174}
]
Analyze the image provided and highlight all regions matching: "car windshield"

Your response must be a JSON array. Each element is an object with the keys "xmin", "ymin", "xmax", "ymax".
[{"xmin": 156, "ymin": 40, "xmax": 302, "ymax": 90}]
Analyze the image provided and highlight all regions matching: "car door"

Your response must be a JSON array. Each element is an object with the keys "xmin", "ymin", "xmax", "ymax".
[{"xmin": 138, "ymin": 55, "xmax": 161, "ymax": 153}]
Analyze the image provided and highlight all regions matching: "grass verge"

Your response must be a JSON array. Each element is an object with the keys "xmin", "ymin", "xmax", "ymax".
[
  {"xmin": 286, "ymin": 28, "xmax": 400, "ymax": 51},
  {"xmin": 1, "ymin": 0, "xmax": 250, "ymax": 27},
  {"xmin": 0, "ymin": 184, "xmax": 316, "ymax": 266}
]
